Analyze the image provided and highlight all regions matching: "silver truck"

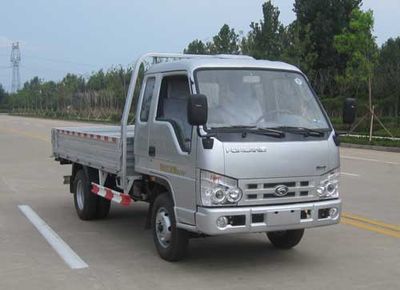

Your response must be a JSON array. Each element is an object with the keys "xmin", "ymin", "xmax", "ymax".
[{"xmin": 52, "ymin": 53, "xmax": 356, "ymax": 261}]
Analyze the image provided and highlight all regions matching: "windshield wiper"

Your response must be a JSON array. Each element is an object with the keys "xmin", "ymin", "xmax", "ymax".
[
  {"xmin": 272, "ymin": 126, "xmax": 326, "ymax": 137},
  {"xmin": 254, "ymin": 127, "xmax": 286, "ymax": 138},
  {"xmin": 211, "ymin": 125, "xmax": 285, "ymax": 138},
  {"xmin": 212, "ymin": 125, "xmax": 257, "ymax": 129}
]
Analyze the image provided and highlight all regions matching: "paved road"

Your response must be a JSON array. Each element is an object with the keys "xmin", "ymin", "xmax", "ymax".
[{"xmin": 0, "ymin": 115, "xmax": 399, "ymax": 290}]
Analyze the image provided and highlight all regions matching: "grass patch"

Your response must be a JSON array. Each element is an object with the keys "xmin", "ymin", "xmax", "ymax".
[
  {"xmin": 341, "ymin": 135, "xmax": 400, "ymax": 148},
  {"xmin": 331, "ymin": 117, "xmax": 400, "ymax": 138}
]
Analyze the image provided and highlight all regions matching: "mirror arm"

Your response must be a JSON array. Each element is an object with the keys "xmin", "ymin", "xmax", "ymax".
[
  {"xmin": 196, "ymin": 126, "xmax": 206, "ymax": 138},
  {"xmin": 196, "ymin": 126, "xmax": 215, "ymax": 149},
  {"xmin": 196, "ymin": 125, "xmax": 216, "ymax": 137}
]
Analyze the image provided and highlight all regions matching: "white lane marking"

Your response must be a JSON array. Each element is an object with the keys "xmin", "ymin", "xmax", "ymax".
[
  {"xmin": 341, "ymin": 155, "xmax": 400, "ymax": 165},
  {"xmin": 18, "ymin": 205, "xmax": 88, "ymax": 270},
  {"xmin": 341, "ymin": 172, "xmax": 360, "ymax": 177}
]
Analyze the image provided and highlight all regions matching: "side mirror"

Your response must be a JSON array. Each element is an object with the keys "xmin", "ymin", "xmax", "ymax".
[
  {"xmin": 343, "ymin": 98, "xmax": 356, "ymax": 124},
  {"xmin": 187, "ymin": 94, "xmax": 208, "ymax": 126}
]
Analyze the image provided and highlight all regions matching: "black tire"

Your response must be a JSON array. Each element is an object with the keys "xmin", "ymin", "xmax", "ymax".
[
  {"xmin": 267, "ymin": 229, "xmax": 304, "ymax": 249},
  {"xmin": 88, "ymin": 168, "xmax": 111, "ymax": 219},
  {"xmin": 151, "ymin": 193, "xmax": 189, "ymax": 261},
  {"xmin": 96, "ymin": 198, "xmax": 111, "ymax": 219},
  {"xmin": 73, "ymin": 170, "xmax": 98, "ymax": 220}
]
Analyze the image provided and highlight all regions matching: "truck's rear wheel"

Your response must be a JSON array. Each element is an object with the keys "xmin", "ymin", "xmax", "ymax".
[
  {"xmin": 266, "ymin": 229, "xmax": 304, "ymax": 249},
  {"xmin": 96, "ymin": 198, "xmax": 111, "ymax": 219},
  {"xmin": 151, "ymin": 193, "xmax": 188, "ymax": 261},
  {"xmin": 73, "ymin": 170, "xmax": 98, "ymax": 220}
]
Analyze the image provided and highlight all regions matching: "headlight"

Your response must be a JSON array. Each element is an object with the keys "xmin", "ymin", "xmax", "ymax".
[
  {"xmin": 211, "ymin": 187, "xmax": 227, "ymax": 203},
  {"xmin": 226, "ymin": 188, "xmax": 242, "ymax": 203},
  {"xmin": 317, "ymin": 169, "xmax": 340, "ymax": 198},
  {"xmin": 200, "ymin": 170, "xmax": 242, "ymax": 206}
]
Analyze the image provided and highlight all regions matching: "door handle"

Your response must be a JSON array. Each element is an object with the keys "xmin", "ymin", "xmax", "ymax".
[{"xmin": 148, "ymin": 146, "xmax": 156, "ymax": 157}]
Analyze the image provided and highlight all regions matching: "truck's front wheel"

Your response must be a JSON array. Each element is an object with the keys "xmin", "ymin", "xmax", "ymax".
[
  {"xmin": 151, "ymin": 193, "xmax": 188, "ymax": 261},
  {"xmin": 267, "ymin": 229, "xmax": 304, "ymax": 249}
]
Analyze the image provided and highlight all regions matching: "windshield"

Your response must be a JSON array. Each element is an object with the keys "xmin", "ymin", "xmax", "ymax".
[{"xmin": 195, "ymin": 69, "xmax": 330, "ymax": 130}]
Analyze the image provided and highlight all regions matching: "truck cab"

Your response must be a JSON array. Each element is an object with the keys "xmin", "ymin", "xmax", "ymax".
[{"xmin": 134, "ymin": 57, "xmax": 341, "ymax": 250}]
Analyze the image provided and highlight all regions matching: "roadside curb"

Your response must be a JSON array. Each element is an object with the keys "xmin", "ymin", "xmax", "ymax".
[{"xmin": 341, "ymin": 143, "xmax": 400, "ymax": 153}]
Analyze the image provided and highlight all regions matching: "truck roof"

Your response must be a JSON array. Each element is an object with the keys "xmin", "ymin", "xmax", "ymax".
[{"xmin": 146, "ymin": 57, "xmax": 302, "ymax": 75}]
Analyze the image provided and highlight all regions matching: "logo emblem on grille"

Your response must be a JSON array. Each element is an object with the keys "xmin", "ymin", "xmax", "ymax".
[{"xmin": 274, "ymin": 185, "xmax": 289, "ymax": 197}]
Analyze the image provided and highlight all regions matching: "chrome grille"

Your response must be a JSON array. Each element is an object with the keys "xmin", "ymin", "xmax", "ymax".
[{"xmin": 238, "ymin": 177, "xmax": 318, "ymax": 206}]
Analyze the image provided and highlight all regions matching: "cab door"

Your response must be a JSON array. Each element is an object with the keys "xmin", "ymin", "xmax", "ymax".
[
  {"xmin": 133, "ymin": 75, "xmax": 157, "ymax": 173},
  {"xmin": 147, "ymin": 72, "xmax": 197, "ymax": 225}
]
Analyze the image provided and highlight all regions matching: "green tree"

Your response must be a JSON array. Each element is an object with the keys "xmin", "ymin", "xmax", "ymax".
[
  {"xmin": 184, "ymin": 24, "xmax": 239, "ymax": 55},
  {"xmin": 279, "ymin": 21, "xmax": 303, "ymax": 66},
  {"xmin": 241, "ymin": 1, "xmax": 285, "ymax": 60},
  {"xmin": 87, "ymin": 70, "xmax": 106, "ymax": 90},
  {"xmin": 293, "ymin": 0, "xmax": 362, "ymax": 96},
  {"xmin": 0, "ymin": 83, "xmax": 7, "ymax": 106},
  {"xmin": 41, "ymin": 81, "xmax": 57, "ymax": 111},
  {"xmin": 4, "ymin": 66, "xmax": 132, "ymax": 122},
  {"xmin": 184, "ymin": 39, "xmax": 210, "ymax": 54},
  {"xmin": 22, "ymin": 77, "xmax": 42, "ymax": 111},
  {"xmin": 374, "ymin": 37, "xmax": 400, "ymax": 122},
  {"xmin": 334, "ymin": 9, "xmax": 378, "ymax": 102},
  {"xmin": 210, "ymin": 24, "xmax": 240, "ymax": 54}
]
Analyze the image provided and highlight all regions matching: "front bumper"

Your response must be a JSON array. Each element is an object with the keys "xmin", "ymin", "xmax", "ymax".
[{"xmin": 195, "ymin": 199, "xmax": 341, "ymax": 235}]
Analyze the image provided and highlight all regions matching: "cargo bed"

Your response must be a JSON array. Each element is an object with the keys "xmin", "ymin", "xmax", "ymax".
[{"xmin": 51, "ymin": 125, "xmax": 135, "ymax": 175}]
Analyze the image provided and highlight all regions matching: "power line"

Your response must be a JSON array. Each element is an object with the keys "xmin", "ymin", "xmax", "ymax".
[
  {"xmin": 19, "ymin": 65, "xmax": 93, "ymax": 79},
  {"xmin": 22, "ymin": 54, "xmax": 98, "ymax": 68},
  {"xmin": 0, "ymin": 51, "xmax": 98, "ymax": 68},
  {"xmin": 1, "ymin": 44, "xmax": 132, "ymax": 87}
]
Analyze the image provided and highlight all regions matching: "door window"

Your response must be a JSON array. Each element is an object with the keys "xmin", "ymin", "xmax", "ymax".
[
  {"xmin": 139, "ymin": 77, "xmax": 156, "ymax": 122},
  {"xmin": 156, "ymin": 75, "xmax": 192, "ymax": 152}
]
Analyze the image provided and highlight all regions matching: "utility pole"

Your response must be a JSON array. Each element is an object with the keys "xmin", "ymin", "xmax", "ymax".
[
  {"xmin": 368, "ymin": 75, "xmax": 373, "ymax": 142},
  {"xmin": 10, "ymin": 42, "xmax": 21, "ymax": 93}
]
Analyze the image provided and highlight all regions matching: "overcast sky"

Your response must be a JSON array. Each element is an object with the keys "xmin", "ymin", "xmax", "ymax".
[{"xmin": 1, "ymin": 0, "xmax": 399, "ymax": 90}]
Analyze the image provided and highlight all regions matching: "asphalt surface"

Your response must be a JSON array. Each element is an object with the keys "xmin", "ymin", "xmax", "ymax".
[{"xmin": 0, "ymin": 114, "xmax": 399, "ymax": 290}]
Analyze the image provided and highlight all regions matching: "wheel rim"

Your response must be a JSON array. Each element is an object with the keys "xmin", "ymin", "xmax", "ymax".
[
  {"xmin": 76, "ymin": 179, "xmax": 85, "ymax": 210},
  {"xmin": 155, "ymin": 207, "xmax": 172, "ymax": 248}
]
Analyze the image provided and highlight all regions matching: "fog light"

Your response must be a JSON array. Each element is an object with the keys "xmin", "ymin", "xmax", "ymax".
[
  {"xmin": 216, "ymin": 216, "xmax": 228, "ymax": 229},
  {"xmin": 329, "ymin": 207, "xmax": 338, "ymax": 218}
]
